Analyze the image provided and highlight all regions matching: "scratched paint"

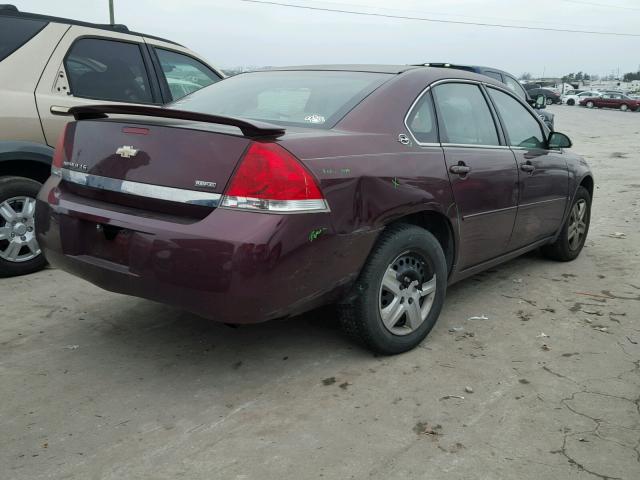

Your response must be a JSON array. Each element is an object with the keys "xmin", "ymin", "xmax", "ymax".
[{"xmin": 308, "ymin": 228, "xmax": 327, "ymax": 242}]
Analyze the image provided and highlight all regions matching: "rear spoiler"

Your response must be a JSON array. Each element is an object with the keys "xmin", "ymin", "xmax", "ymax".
[{"xmin": 68, "ymin": 104, "xmax": 286, "ymax": 138}]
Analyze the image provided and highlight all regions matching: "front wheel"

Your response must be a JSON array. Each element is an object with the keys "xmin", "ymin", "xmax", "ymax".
[
  {"xmin": 586, "ymin": 101, "xmax": 595, "ymax": 108},
  {"xmin": 338, "ymin": 224, "xmax": 448, "ymax": 354},
  {"xmin": 567, "ymin": 99, "xmax": 575, "ymax": 106},
  {"xmin": 0, "ymin": 176, "xmax": 47, "ymax": 277},
  {"xmin": 545, "ymin": 97, "xmax": 553, "ymax": 106},
  {"xmin": 620, "ymin": 104, "xmax": 629, "ymax": 111},
  {"xmin": 541, "ymin": 186, "xmax": 591, "ymax": 262}
]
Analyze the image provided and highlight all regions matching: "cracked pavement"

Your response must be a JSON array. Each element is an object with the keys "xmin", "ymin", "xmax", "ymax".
[{"xmin": 1, "ymin": 105, "xmax": 639, "ymax": 479}]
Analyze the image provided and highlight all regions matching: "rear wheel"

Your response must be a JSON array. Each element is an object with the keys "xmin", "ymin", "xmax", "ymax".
[
  {"xmin": 0, "ymin": 176, "xmax": 47, "ymax": 277},
  {"xmin": 545, "ymin": 97, "xmax": 553, "ymax": 106},
  {"xmin": 620, "ymin": 104, "xmax": 629, "ymax": 111},
  {"xmin": 542, "ymin": 186, "xmax": 591, "ymax": 262},
  {"xmin": 586, "ymin": 101, "xmax": 595, "ymax": 108},
  {"xmin": 338, "ymin": 224, "xmax": 447, "ymax": 354}
]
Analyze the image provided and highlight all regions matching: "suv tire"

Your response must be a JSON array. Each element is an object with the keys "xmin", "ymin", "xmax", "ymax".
[
  {"xmin": 0, "ymin": 176, "xmax": 47, "ymax": 277},
  {"xmin": 339, "ymin": 224, "xmax": 447, "ymax": 355}
]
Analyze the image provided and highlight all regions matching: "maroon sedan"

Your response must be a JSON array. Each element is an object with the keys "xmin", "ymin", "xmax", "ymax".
[
  {"xmin": 580, "ymin": 92, "xmax": 640, "ymax": 111},
  {"xmin": 36, "ymin": 65, "xmax": 593, "ymax": 354}
]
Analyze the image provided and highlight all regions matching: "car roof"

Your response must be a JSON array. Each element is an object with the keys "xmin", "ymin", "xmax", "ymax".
[
  {"xmin": 0, "ymin": 5, "xmax": 182, "ymax": 46},
  {"xmin": 264, "ymin": 64, "xmax": 421, "ymax": 74}
]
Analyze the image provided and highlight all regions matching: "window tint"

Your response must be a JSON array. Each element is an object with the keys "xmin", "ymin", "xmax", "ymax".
[
  {"xmin": 484, "ymin": 71, "xmax": 502, "ymax": 81},
  {"xmin": 155, "ymin": 48, "xmax": 220, "ymax": 100},
  {"xmin": 406, "ymin": 92, "xmax": 437, "ymax": 143},
  {"xmin": 432, "ymin": 83, "xmax": 499, "ymax": 146},
  {"xmin": 172, "ymin": 71, "xmax": 390, "ymax": 129},
  {"xmin": 503, "ymin": 75, "xmax": 527, "ymax": 101},
  {"xmin": 65, "ymin": 38, "xmax": 153, "ymax": 103},
  {"xmin": 0, "ymin": 17, "xmax": 46, "ymax": 62},
  {"xmin": 488, "ymin": 88, "xmax": 545, "ymax": 149}
]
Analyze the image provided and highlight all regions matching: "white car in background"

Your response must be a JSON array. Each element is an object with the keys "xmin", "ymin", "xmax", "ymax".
[{"xmin": 562, "ymin": 91, "xmax": 601, "ymax": 106}]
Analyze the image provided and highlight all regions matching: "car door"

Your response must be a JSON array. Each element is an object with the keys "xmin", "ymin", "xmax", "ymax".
[
  {"xmin": 34, "ymin": 26, "xmax": 161, "ymax": 146},
  {"xmin": 486, "ymin": 86, "xmax": 568, "ymax": 250},
  {"xmin": 431, "ymin": 81, "xmax": 519, "ymax": 270},
  {"xmin": 144, "ymin": 40, "xmax": 223, "ymax": 102}
]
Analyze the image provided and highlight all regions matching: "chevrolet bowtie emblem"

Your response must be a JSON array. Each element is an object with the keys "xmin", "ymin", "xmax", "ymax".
[{"xmin": 116, "ymin": 145, "xmax": 138, "ymax": 158}]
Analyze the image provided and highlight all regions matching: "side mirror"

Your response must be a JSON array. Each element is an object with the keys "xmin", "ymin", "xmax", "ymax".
[
  {"xmin": 535, "ymin": 94, "xmax": 546, "ymax": 109},
  {"xmin": 548, "ymin": 132, "xmax": 572, "ymax": 149}
]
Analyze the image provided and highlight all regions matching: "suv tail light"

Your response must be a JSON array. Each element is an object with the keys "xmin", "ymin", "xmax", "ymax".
[
  {"xmin": 221, "ymin": 142, "xmax": 329, "ymax": 213},
  {"xmin": 51, "ymin": 123, "xmax": 70, "ymax": 176}
]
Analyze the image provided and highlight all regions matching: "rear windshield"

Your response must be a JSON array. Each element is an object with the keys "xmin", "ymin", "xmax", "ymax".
[
  {"xmin": 0, "ymin": 17, "xmax": 47, "ymax": 62},
  {"xmin": 171, "ymin": 70, "xmax": 391, "ymax": 128}
]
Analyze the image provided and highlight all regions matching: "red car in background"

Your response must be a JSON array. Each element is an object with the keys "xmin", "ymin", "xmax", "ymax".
[{"xmin": 580, "ymin": 93, "xmax": 640, "ymax": 111}]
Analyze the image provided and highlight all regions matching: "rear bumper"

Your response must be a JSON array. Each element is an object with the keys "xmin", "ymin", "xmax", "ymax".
[{"xmin": 36, "ymin": 177, "xmax": 379, "ymax": 323}]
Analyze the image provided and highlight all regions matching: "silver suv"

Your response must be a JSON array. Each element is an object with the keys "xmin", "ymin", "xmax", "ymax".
[{"xmin": 0, "ymin": 5, "xmax": 223, "ymax": 276}]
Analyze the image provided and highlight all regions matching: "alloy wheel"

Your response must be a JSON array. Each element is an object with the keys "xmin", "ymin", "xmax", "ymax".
[
  {"xmin": 0, "ymin": 196, "xmax": 40, "ymax": 262},
  {"xmin": 587, "ymin": 101, "xmax": 594, "ymax": 108},
  {"xmin": 379, "ymin": 251, "xmax": 436, "ymax": 336},
  {"xmin": 621, "ymin": 104, "xmax": 628, "ymax": 111},
  {"xmin": 567, "ymin": 199, "xmax": 587, "ymax": 251}
]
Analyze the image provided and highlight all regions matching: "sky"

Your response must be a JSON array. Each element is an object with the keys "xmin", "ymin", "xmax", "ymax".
[{"xmin": 14, "ymin": 0, "xmax": 640, "ymax": 78}]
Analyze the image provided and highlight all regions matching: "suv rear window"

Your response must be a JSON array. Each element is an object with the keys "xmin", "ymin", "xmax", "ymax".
[
  {"xmin": 0, "ymin": 17, "xmax": 47, "ymax": 62},
  {"xmin": 172, "ymin": 71, "xmax": 390, "ymax": 128}
]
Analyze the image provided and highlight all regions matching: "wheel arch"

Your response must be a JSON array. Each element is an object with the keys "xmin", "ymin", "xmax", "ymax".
[
  {"xmin": 0, "ymin": 141, "xmax": 54, "ymax": 184},
  {"xmin": 386, "ymin": 209, "xmax": 456, "ymax": 275},
  {"xmin": 578, "ymin": 174, "xmax": 594, "ymax": 200}
]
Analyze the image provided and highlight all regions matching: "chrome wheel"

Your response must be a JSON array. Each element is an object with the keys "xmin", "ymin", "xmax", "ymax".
[
  {"xmin": 379, "ymin": 251, "xmax": 436, "ymax": 336},
  {"xmin": 0, "ymin": 196, "xmax": 40, "ymax": 263},
  {"xmin": 567, "ymin": 199, "xmax": 587, "ymax": 251},
  {"xmin": 586, "ymin": 101, "xmax": 594, "ymax": 108},
  {"xmin": 620, "ymin": 104, "xmax": 628, "ymax": 111}
]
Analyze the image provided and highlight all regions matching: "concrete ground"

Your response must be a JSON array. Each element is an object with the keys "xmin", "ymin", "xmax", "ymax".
[{"xmin": 2, "ymin": 105, "xmax": 639, "ymax": 480}]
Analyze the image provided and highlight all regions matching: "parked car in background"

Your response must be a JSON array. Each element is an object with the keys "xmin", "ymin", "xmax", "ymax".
[
  {"xmin": 36, "ymin": 65, "xmax": 592, "ymax": 354},
  {"xmin": 580, "ymin": 92, "xmax": 640, "ymax": 111},
  {"xmin": 562, "ymin": 90, "xmax": 600, "ymax": 106},
  {"xmin": 0, "ymin": 5, "xmax": 223, "ymax": 277},
  {"xmin": 420, "ymin": 64, "xmax": 554, "ymax": 129},
  {"xmin": 527, "ymin": 88, "xmax": 562, "ymax": 105}
]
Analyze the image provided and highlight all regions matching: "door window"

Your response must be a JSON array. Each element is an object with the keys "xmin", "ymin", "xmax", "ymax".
[
  {"xmin": 503, "ymin": 75, "xmax": 527, "ymax": 101},
  {"xmin": 488, "ymin": 88, "xmax": 545, "ymax": 149},
  {"xmin": 155, "ymin": 48, "xmax": 220, "ymax": 100},
  {"xmin": 64, "ymin": 38, "xmax": 153, "ymax": 103},
  {"xmin": 432, "ymin": 83, "xmax": 499, "ymax": 146},
  {"xmin": 406, "ymin": 92, "xmax": 438, "ymax": 143}
]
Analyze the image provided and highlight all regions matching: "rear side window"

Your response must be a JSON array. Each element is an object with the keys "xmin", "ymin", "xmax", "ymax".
[
  {"xmin": 488, "ymin": 88, "xmax": 545, "ymax": 149},
  {"xmin": 172, "ymin": 71, "xmax": 390, "ymax": 128},
  {"xmin": 65, "ymin": 38, "xmax": 153, "ymax": 103},
  {"xmin": 503, "ymin": 75, "xmax": 527, "ymax": 101},
  {"xmin": 432, "ymin": 83, "xmax": 499, "ymax": 146},
  {"xmin": 406, "ymin": 92, "xmax": 438, "ymax": 143},
  {"xmin": 0, "ymin": 17, "xmax": 47, "ymax": 62},
  {"xmin": 484, "ymin": 71, "xmax": 502, "ymax": 82},
  {"xmin": 155, "ymin": 48, "xmax": 220, "ymax": 100}
]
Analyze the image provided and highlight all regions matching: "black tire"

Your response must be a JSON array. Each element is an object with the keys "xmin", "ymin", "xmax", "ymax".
[
  {"xmin": 0, "ymin": 176, "xmax": 47, "ymax": 277},
  {"xmin": 567, "ymin": 99, "xmax": 575, "ymax": 106},
  {"xmin": 541, "ymin": 186, "xmax": 591, "ymax": 262},
  {"xmin": 545, "ymin": 97, "xmax": 553, "ymax": 106},
  {"xmin": 338, "ymin": 224, "xmax": 448, "ymax": 355}
]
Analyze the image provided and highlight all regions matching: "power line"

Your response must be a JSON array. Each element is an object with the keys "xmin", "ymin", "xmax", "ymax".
[
  {"xmin": 561, "ymin": 0, "xmax": 640, "ymax": 11},
  {"xmin": 237, "ymin": 0, "xmax": 640, "ymax": 37}
]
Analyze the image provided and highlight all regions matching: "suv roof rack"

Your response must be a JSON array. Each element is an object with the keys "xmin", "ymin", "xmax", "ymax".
[{"xmin": 0, "ymin": 4, "xmax": 183, "ymax": 46}]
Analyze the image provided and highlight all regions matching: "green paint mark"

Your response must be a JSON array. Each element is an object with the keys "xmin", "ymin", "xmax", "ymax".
[
  {"xmin": 309, "ymin": 228, "xmax": 327, "ymax": 242},
  {"xmin": 392, "ymin": 177, "xmax": 400, "ymax": 189}
]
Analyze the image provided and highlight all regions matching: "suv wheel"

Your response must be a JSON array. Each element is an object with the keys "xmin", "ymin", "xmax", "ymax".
[
  {"xmin": 0, "ymin": 176, "xmax": 47, "ymax": 277},
  {"xmin": 338, "ymin": 224, "xmax": 447, "ymax": 354}
]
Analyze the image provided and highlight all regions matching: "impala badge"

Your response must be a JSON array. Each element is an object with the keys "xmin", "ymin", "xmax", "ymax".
[
  {"xmin": 116, "ymin": 145, "xmax": 138, "ymax": 158},
  {"xmin": 195, "ymin": 180, "xmax": 217, "ymax": 189}
]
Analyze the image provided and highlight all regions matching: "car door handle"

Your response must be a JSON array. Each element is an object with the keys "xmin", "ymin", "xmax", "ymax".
[
  {"xmin": 520, "ymin": 163, "xmax": 535, "ymax": 173},
  {"xmin": 50, "ymin": 105, "xmax": 71, "ymax": 115},
  {"xmin": 449, "ymin": 164, "xmax": 471, "ymax": 175}
]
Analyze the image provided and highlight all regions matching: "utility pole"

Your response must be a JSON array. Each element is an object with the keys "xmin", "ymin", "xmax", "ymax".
[{"xmin": 108, "ymin": 0, "xmax": 114, "ymax": 24}]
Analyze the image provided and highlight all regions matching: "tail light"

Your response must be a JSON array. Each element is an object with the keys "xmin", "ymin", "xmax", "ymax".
[
  {"xmin": 51, "ymin": 123, "xmax": 70, "ymax": 176},
  {"xmin": 221, "ymin": 142, "xmax": 329, "ymax": 213}
]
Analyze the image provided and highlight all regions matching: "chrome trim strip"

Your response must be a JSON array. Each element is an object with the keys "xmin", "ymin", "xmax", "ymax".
[
  {"xmin": 518, "ymin": 197, "xmax": 568, "ymax": 209},
  {"xmin": 59, "ymin": 169, "xmax": 221, "ymax": 208},
  {"xmin": 463, "ymin": 205, "xmax": 517, "ymax": 219},
  {"xmin": 442, "ymin": 143, "xmax": 511, "ymax": 149}
]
